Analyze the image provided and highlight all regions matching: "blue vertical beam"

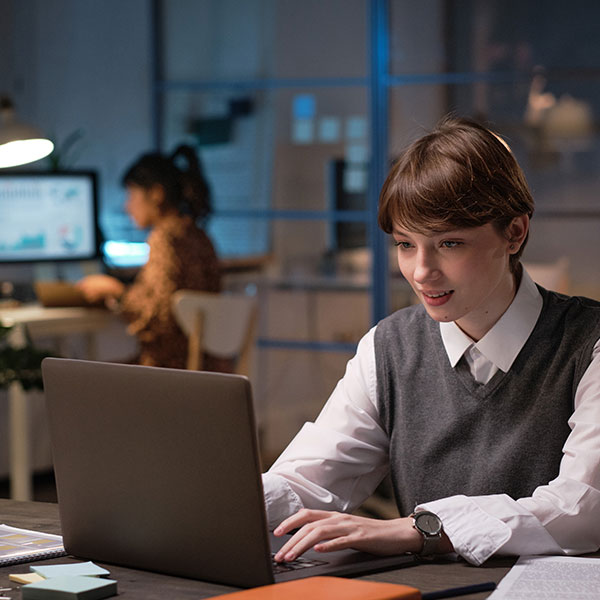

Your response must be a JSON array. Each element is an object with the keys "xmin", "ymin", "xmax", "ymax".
[
  {"xmin": 150, "ymin": 0, "xmax": 164, "ymax": 151},
  {"xmin": 369, "ymin": 0, "xmax": 390, "ymax": 325}
]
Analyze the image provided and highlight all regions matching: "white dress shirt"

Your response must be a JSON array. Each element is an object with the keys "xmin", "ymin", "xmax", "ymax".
[{"xmin": 262, "ymin": 269, "xmax": 600, "ymax": 565}]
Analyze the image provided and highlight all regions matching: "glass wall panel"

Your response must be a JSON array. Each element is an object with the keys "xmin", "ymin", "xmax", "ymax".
[
  {"xmin": 257, "ymin": 347, "xmax": 354, "ymax": 461},
  {"xmin": 162, "ymin": 87, "xmax": 370, "ymax": 212},
  {"xmin": 270, "ymin": 87, "xmax": 369, "ymax": 210},
  {"xmin": 162, "ymin": 87, "xmax": 369, "ymax": 257},
  {"xmin": 390, "ymin": 0, "xmax": 600, "ymax": 75},
  {"xmin": 163, "ymin": 0, "xmax": 367, "ymax": 81},
  {"xmin": 389, "ymin": 81, "xmax": 600, "ymax": 201},
  {"xmin": 222, "ymin": 224, "xmax": 372, "ymax": 459},
  {"xmin": 388, "ymin": 81, "xmax": 600, "ymax": 305},
  {"xmin": 389, "ymin": 0, "xmax": 448, "ymax": 75},
  {"xmin": 524, "ymin": 218, "xmax": 600, "ymax": 300},
  {"xmin": 447, "ymin": 1, "xmax": 600, "ymax": 73},
  {"xmin": 218, "ymin": 219, "xmax": 372, "ymax": 342}
]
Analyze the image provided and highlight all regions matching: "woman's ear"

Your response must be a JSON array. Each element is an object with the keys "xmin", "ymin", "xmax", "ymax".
[{"xmin": 506, "ymin": 214, "xmax": 529, "ymax": 253}]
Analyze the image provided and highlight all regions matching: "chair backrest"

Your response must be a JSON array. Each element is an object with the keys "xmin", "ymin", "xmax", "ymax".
[{"xmin": 171, "ymin": 290, "xmax": 257, "ymax": 375}]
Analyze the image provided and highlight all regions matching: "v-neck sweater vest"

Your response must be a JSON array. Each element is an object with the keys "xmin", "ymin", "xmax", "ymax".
[{"xmin": 375, "ymin": 286, "xmax": 600, "ymax": 517}]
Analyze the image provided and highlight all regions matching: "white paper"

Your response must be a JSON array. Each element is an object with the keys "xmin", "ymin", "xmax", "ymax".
[{"xmin": 489, "ymin": 555, "xmax": 600, "ymax": 599}]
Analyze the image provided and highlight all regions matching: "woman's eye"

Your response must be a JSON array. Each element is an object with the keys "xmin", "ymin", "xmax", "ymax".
[
  {"xmin": 394, "ymin": 241, "xmax": 412, "ymax": 249},
  {"xmin": 441, "ymin": 241, "xmax": 461, "ymax": 248}
]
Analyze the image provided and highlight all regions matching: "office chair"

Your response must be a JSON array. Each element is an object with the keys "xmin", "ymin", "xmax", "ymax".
[{"xmin": 171, "ymin": 290, "xmax": 257, "ymax": 376}]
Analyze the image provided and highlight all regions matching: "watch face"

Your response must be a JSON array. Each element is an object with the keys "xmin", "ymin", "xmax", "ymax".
[{"xmin": 416, "ymin": 512, "xmax": 442, "ymax": 535}]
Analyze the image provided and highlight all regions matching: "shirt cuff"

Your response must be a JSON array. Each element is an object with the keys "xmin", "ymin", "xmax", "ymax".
[
  {"xmin": 417, "ymin": 495, "xmax": 512, "ymax": 565},
  {"xmin": 262, "ymin": 473, "xmax": 304, "ymax": 531}
]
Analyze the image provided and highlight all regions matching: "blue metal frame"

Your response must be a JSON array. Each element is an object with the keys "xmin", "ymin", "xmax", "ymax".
[
  {"xmin": 387, "ymin": 71, "xmax": 530, "ymax": 86},
  {"xmin": 150, "ymin": 0, "xmax": 393, "ymax": 354},
  {"xmin": 150, "ymin": 0, "xmax": 164, "ymax": 150},
  {"xmin": 150, "ymin": 0, "xmax": 600, "ymax": 357},
  {"xmin": 368, "ymin": 0, "xmax": 390, "ymax": 326},
  {"xmin": 257, "ymin": 339, "xmax": 357, "ymax": 353},
  {"xmin": 157, "ymin": 77, "xmax": 369, "ymax": 91},
  {"xmin": 211, "ymin": 209, "xmax": 370, "ymax": 222}
]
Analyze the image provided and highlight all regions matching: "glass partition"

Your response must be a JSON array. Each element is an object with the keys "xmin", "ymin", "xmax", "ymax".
[
  {"xmin": 163, "ymin": 0, "xmax": 368, "ymax": 81},
  {"xmin": 388, "ymin": 74, "xmax": 600, "ymax": 305},
  {"xmin": 390, "ymin": 0, "xmax": 600, "ymax": 76},
  {"xmin": 155, "ymin": 0, "xmax": 600, "ymax": 457}
]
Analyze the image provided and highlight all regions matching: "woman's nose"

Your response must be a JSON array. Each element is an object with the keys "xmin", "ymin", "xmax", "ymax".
[{"xmin": 413, "ymin": 250, "xmax": 440, "ymax": 283}]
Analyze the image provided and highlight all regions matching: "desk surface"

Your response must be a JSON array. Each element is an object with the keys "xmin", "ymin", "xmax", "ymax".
[
  {"xmin": 0, "ymin": 303, "xmax": 109, "ymax": 321},
  {"xmin": 0, "ymin": 304, "xmax": 116, "ymax": 338},
  {"xmin": 0, "ymin": 499, "xmax": 514, "ymax": 599}
]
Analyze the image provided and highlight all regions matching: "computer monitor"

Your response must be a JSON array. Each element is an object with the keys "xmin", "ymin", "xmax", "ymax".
[{"xmin": 0, "ymin": 171, "xmax": 101, "ymax": 263}]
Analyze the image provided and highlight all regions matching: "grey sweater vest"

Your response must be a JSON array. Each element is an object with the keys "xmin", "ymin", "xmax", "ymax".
[{"xmin": 375, "ymin": 287, "xmax": 600, "ymax": 517}]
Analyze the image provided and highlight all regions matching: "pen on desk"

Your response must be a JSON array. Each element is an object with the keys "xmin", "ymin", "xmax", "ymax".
[{"xmin": 421, "ymin": 581, "xmax": 496, "ymax": 600}]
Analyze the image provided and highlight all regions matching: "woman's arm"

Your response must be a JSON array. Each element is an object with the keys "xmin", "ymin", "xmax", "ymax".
[
  {"xmin": 119, "ymin": 228, "xmax": 178, "ymax": 337},
  {"xmin": 267, "ymin": 329, "xmax": 600, "ymax": 565},
  {"xmin": 77, "ymin": 273, "xmax": 125, "ymax": 303},
  {"xmin": 414, "ymin": 338, "xmax": 600, "ymax": 565}
]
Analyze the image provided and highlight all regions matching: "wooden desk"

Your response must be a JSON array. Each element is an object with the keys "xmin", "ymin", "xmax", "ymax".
[
  {"xmin": 0, "ymin": 500, "xmax": 514, "ymax": 599},
  {"xmin": 0, "ymin": 305, "xmax": 120, "ymax": 501}
]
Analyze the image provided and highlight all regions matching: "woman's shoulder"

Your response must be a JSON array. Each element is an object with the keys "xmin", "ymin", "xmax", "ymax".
[
  {"xmin": 373, "ymin": 303, "xmax": 432, "ymax": 348},
  {"xmin": 541, "ymin": 286, "xmax": 600, "ymax": 324},
  {"xmin": 378, "ymin": 302, "xmax": 428, "ymax": 329}
]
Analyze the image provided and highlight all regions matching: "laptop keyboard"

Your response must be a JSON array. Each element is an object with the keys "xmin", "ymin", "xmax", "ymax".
[{"xmin": 271, "ymin": 553, "xmax": 328, "ymax": 573}]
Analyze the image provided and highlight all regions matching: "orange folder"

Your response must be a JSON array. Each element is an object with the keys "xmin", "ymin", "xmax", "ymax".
[{"xmin": 209, "ymin": 576, "xmax": 421, "ymax": 599}]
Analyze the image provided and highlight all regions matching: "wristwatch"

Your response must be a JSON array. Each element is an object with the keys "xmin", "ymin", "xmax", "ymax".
[{"xmin": 410, "ymin": 510, "xmax": 443, "ymax": 556}]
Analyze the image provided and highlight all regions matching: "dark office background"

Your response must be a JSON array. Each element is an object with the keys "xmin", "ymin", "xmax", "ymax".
[{"xmin": 2, "ymin": 0, "xmax": 600, "ymax": 457}]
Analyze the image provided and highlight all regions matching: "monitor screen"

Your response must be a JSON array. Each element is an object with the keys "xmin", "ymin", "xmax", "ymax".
[{"xmin": 0, "ymin": 171, "xmax": 100, "ymax": 263}]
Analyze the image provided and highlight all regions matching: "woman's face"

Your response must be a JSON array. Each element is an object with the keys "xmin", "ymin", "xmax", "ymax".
[
  {"xmin": 392, "ymin": 217, "xmax": 528, "ymax": 341},
  {"xmin": 124, "ymin": 184, "xmax": 162, "ymax": 229}
]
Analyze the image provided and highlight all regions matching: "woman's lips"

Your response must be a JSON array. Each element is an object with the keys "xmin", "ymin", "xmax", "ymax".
[{"xmin": 421, "ymin": 290, "xmax": 454, "ymax": 306}]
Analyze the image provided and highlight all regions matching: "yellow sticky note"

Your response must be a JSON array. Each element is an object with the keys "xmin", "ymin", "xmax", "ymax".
[{"xmin": 9, "ymin": 573, "xmax": 45, "ymax": 584}]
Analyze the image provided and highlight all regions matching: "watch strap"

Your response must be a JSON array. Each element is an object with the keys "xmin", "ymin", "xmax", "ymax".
[
  {"xmin": 411, "ymin": 511, "xmax": 443, "ymax": 556},
  {"xmin": 420, "ymin": 530, "xmax": 442, "ymax": 555}
]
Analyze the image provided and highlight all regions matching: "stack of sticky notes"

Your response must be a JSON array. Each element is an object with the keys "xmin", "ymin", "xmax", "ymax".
[{"xmin": 10, "ymin": 561, "xmax": 117, "ymax": 600}]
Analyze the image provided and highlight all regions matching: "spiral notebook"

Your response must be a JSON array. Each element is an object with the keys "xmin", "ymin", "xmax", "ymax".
[{"xmin": 0, "ymin": 524, "xmax": 66, "ymax": 566}]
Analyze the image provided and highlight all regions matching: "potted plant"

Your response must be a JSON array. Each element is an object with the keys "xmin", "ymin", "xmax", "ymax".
[{"xmin": 0, "ymin": 324, "xmax": 56, "ymax": 391}]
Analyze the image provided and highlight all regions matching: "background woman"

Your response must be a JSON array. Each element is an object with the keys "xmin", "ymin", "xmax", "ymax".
[{"xmin": 79, "ymin": 145, "xmax": 222, "ymax": 369}]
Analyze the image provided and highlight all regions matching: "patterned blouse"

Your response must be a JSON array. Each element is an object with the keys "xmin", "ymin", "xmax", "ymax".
[{"xmin": 119, "ymin": 213, "xmax": 222, "ymax": 369}]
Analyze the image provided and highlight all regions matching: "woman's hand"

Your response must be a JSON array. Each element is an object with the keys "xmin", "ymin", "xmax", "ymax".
[
  {"xmin": 77, "ymin": 274, "xmax": 125, "ymax": 303},
  {"xmin": 273, "ymin": 509, "xmax": 427, "ymax": 563}
]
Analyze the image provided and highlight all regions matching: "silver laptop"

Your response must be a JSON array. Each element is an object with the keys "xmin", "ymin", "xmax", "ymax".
[{"xmin": 42, "ymin": 358, "xmax": 416, "ymax": 588}]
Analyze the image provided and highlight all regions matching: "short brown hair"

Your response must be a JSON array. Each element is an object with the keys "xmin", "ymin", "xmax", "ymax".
[{"xmin": 378, "ymin": 116, "xmax": 534, "ymax": 271}]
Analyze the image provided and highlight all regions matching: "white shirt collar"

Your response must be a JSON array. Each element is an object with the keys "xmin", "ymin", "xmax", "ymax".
[{"xmin": 440, "ymin": 268, "xmax": 543, "ymax": 373}]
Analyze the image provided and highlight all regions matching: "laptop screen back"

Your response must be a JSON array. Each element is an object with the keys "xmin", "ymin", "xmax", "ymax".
[{"xmin": 42, "ymin": 358, "xmax": 274, "ymax": 588}]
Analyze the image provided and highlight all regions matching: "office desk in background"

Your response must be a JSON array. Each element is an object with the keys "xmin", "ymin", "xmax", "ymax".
[
  {"xmin": 0, "ymin": 305, "xmax": 124, "ymax": 501},
  {"xmin": 0, "ymin": 499, "xmax": 514, "ymax": 599}
]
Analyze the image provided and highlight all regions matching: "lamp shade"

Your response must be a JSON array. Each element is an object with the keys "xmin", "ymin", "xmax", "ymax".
[{"xmin": 0, "ymin": 97, "xmax": 54, "ymax": 168}]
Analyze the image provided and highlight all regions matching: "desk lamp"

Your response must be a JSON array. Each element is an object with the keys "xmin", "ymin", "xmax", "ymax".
[{"xmin": 0, "ymin": 96, "xmax": 54, "ymax": 168}]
